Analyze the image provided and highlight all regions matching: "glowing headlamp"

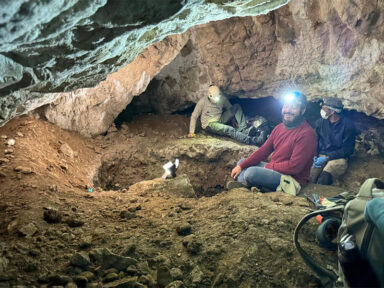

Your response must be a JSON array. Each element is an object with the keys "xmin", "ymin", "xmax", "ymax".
[{"xmin": 282, "ymin": 91, "xmax": 302, "ymax": 105}]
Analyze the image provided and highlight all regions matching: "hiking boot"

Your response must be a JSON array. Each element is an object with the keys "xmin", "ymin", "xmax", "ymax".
[
  {"xmin": 248, "ymin": 136, "xmax": 261, "ymax": 146},
  {"xmin": 226, "ymin": 181, "xmax": 248, "ymax": 190},
  {"xmin": 243, "ymin": 126, "xmax": 258, "ymax": 137}
]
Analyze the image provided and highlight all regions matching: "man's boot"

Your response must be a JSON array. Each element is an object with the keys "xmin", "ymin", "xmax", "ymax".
[
  {"xmin": 317, "ymin": 171, "xmax": 333, "ymax": 185},
  {"xmin": 226, "ymin": 181, "xmax": 248, "ymax": 190}
]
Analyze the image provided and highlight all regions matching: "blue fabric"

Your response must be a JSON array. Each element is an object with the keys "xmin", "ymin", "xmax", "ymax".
[
  {"xmin": 315, "ymin": 116, "xmax": 356, "ymax": 160},
  {"xmin": 236, "ymin": 159, "xmax": 282, "ymax": 191},
  {"xmin": 364, "ymin": 198, "xmax": 384, "ymax": 235},
  {"xmin": 312, "ymin": 156, "xmax": 327, "ymax": 168}
]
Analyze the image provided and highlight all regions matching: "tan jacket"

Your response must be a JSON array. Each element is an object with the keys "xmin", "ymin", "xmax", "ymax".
[{"xmin": 189, "ymin": 95, "xmax": 232, "ymax": 134}]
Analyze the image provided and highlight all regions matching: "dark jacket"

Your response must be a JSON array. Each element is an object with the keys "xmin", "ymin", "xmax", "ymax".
[{"xmin": 315, "ymin": 116, "xmax": 356, "ymax": 160}]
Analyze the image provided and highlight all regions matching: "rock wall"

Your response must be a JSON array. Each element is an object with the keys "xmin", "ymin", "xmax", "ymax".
[
  {"xmin": 7, "ymin": 0, "xmax": 384, "ymax": 136},
  {"xmin": 138, "ymin": 0, "xmax": 384, "ymax": 119},
  {"xmin": 43, "ymin": 34, "xmax": 190, "ymax": 136}
]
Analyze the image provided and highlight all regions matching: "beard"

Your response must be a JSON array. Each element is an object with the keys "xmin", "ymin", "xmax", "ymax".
[{"xmin": 282, "ymin": 112, "xmax": 304, "ymax": 129}]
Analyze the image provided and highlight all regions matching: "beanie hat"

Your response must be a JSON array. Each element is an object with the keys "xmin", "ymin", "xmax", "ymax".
[{"xmin": 323, "ymin": 97, "xmax": 343, "ymax": 113}]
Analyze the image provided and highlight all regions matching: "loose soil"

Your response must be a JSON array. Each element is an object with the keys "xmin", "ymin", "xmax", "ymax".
[{"xmin": 0, "ymin": 114, "xmax": 383, "ymax": 288}]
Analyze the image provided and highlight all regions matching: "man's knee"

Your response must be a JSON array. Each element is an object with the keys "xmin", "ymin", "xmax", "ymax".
[{"xmin": 244, "ymin": 169, "xmax": 258, "ymax": 186}]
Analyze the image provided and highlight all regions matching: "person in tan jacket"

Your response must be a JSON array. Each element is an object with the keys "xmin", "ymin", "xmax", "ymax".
[{"xmin": 188, "ymin": 85, "xmax": 264, "ymax": 145}]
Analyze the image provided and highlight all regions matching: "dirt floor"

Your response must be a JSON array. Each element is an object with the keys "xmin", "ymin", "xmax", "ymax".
[{"xmin": 0, "ymin": 114, "xmax": 383, "ymax": 288}]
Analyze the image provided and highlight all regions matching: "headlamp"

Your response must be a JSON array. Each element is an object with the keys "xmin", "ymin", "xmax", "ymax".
[{"xmin": 282, "ymin": 91, "xmax": 302, "ymax": 105}]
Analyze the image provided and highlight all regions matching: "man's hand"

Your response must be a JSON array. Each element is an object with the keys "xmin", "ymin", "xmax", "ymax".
[
  {"xmin": 312, "ymin": 156, "xmax": 327, "ymax": 168},
  {"xmin": 187, "ymin": 133, "xmax": 196, "ymax": 138},
  {"xmin": 231, "ymin": 165, "xmax": 242, "ymax": 179}
]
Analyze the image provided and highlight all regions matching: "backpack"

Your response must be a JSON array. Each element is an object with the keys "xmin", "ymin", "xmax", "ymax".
[{"xmin": 294, "ymin": 178, "xmax": 384, "ymax": 287}]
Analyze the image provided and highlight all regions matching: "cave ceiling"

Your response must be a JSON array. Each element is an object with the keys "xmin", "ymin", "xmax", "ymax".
[{"xmin": 0, "ymin": 0, "xmax": 289, "ymax": 127}]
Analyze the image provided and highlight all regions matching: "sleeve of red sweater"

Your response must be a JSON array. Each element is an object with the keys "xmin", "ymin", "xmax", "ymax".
[
  {"xmin": 264, "ymin": 129, "xmax": 317, "ymax": 175},
  {"xmin": 239, "ymin": 128, "xmax": 276, "ymax": 169}
]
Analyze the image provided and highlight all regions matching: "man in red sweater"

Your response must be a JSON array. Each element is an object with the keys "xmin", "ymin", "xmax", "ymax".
[{"xmin": 228, "ymin": 91, "xmax": 317, "ymax": 192}]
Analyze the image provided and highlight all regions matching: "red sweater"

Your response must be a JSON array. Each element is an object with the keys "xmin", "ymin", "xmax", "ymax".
[{"xmin": 239, "ymin": 121, "xmax": 317, "ymax": 186}]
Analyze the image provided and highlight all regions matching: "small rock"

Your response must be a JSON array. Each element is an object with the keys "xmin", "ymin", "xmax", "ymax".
[
  {"xmin": 103, "ymin": 268, "xmax": 119, "ymax": 276},
  {"xmin": 103, "ymin": 277, "xmax": 138, "ymax": 288},
  {"xmin": 157, "ymin": 265, "xmax": 172, "ymax": 288},
  {"xmin": 89, "ymin": 248, "xmax": 137, "ymax": 271},
  {"xmin": 18, "ymin": 223, "xmax": 38, "ymax": 237},
  {"xmin": 43, "ymin": 208, "xmax": 62, "ymax": 223},
  {"xmin": 4, "ymin": 149, "xmax": 13, "ymax": 154},
  {"xmin": 179, "ymin": 202, "xmax": 193, "ymax": 210},
  {"xmin": 65, "ymin": 218, "xmax": 84, "ymax": 228},
  {"xmin": 126, "ymin": 265, "xmax": 138, "ymax": 275},
  {"xmin": 7, "ymin": 220, "xmax": 18, "ymax": 233},
  {"xmin": 70, "ymin": 252, "xmax": 91, "ymax": 268},
  {"xmin": 176, "ymin": 223, "xmax": 191, "ymax": 236},
  {"xmin": 7, "ymin": 139, "xmax": 15, "ymax": 146},
  {"xmin": 103, "ymin": 273, "xmax": 119, "ymax": 283},
  {"xmin": 79, "ymin": 236, "xmax": 92, "ymax": 249},
  {"xmin": 14, "ymin": 166, "xmax": 33, "ymax": 174},
  {"xmin": 120, "ymin": 211, "xmax": 137, "ymax": 219},
  {"xmin": 79, "ymin": 271, "xmax": 95, "ymax": 282},
  {"xmin": 59, "ymin": 143, "xmax": 74, "ymax": 158},
  {"xmin": 191, "ymin": 266, "xmax": 203, "ymax": 284},
  {"xmin": 16, "ymin": 132, "xmax": 24, "ymax": 137},
  {"xmin": 170, "ymin": 268, "xmax": 183, "ymax": 281},
  {"xmin": 138, "ymin": 274, "xmax": 155, "ymax": 287},
  {"xmin": 0, "ymin": 158, "xmax": 9, "ymax": 164},
  {"xmin": 65, "ymin": 282, "xmax": 78, "ymax": 288},
  {"xmin": 186, "ymin": 238, "xmax": 202, "ymax": 255},
  {"xmin": 47, "ymin": 274, "xmax": 71, "ymax": 286},
  {"xmin": 0, "ymin": 135, "xmax": 7, "ymax": 140},
  {"xmin": 73, "ymin": 275, "xmax": 88, "ymax": 287}
]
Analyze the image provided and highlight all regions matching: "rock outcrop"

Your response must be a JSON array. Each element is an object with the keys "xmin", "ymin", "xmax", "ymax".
[
  {"xmin": 45, "ymin": 0, "xmax": 384, "ymax": 136},
  {"xmin": 0, "ymin": 0, "xmax": 289, "ymax": 128},
  {"xmin": 138, "ymin": 0, "xmax": 384, "ymax": 118},
  {"xmin": 2, "ymin": 0, "xmax": 384, "ymax": 136}
]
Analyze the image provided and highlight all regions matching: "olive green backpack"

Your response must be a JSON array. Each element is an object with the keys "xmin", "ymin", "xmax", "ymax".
[
  {"xmin": 337, "ymin": 178, "xmax": 384, "ymax": 287},
  {"xmin": 294, "ymin": 178, "xmax": 384, "ymax": 287}
]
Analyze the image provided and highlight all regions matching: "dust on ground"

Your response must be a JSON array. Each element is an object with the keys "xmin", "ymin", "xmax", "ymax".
[{"xmin": 0, "ymin": 114, "xmax": 383, "ymax": 287}]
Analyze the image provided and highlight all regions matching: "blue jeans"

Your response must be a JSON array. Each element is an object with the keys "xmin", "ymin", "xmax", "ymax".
[{"xmin": 236, "ymin": 159, "xmax": 282, "ymax": 191}]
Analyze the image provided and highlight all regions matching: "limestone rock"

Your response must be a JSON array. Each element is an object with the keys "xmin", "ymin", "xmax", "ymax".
[
  {"xmin": 89, "ymin": 248, "xmax": 137, "ymax": 271},
  {"xmin": 70, "ymin": 252, "xmax": 91, "ymax": 268},
  {"xmin": 18, "ymin": 223, "xmax": 38, "ymax": 237},
  {"xmin": 59, "ymin": 143, "xmax": 74, "ymax": 158},
  {"xmin": 14, "ymin": 166, "xmax": 33, "ymax": 174}
]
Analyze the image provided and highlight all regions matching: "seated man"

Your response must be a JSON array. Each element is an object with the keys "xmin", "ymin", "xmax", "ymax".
[
  {"xmin": 310, "ymin": 97, "xmax": 356, "ymax": 185},
  {"xmin": 228, "ymin": 91, "xmax": 317, "ymax": 193},
  {"xmin": 188, "ymin": 85, "xmax": 266, "ymax": 146}
]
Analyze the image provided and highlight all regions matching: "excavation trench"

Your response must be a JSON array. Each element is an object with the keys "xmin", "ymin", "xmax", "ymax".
[{"xmin": 93, "ymin": 141, "xmax": 247, "ymax": 197}]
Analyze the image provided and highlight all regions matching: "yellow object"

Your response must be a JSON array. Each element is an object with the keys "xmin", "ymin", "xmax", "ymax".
[{"xmin": 276, "ymin": 174, "xmax": 301, "ymax": 196}]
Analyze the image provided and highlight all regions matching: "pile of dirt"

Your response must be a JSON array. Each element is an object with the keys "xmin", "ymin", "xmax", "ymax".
[{"xmin": 0, "ymin": 114, "xmax": 383, "ymax": 287}]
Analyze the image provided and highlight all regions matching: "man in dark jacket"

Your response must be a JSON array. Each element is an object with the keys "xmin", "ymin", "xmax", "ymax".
[{"xmin": 310, "ymin": 97, "xmax": 356, "ymax": 185}]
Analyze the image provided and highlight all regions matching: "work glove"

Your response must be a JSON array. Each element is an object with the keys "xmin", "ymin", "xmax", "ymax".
[{"xmin": 312, "ymin": 156, "xmax": 327, "ymax": 168}]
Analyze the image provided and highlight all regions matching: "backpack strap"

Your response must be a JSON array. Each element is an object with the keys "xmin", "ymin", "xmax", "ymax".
[{"xmin": 293, "ymin": 206, "xmax": 344, "ymax": 286}]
